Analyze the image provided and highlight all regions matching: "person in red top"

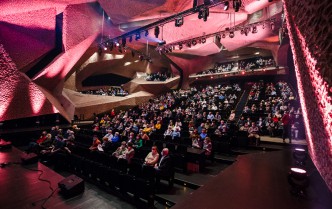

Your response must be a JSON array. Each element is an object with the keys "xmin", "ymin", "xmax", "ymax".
[{"xmin": 281, "ymin": 111, "xmax": 291, "ymax": 143}]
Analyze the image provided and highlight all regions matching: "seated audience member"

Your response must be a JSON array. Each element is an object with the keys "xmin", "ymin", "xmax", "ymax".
[
  {"xmin": 39, "ymin": 133, "xmax": 53, "ymax": 150},
  {"xmin": 171, "ymin": 127, "xmax": 181, "ymax": 140},
  {"xmin": 155, "ymin": 120, "xmax": 162, "ymax": 133},
  {"xmin": 124, "ymin": 142, "xmax": 135, "ymax": 164},
  {"xmin": 192, "ymin": 135, "xmax": 201, "ymax": 149},
  {"xmin": 144, "ymin": 146, "xmax": 160, "ymax": 166},
  {"xmin": 164, "ymin": 126, "xmax": 173, "ymax": 139},
  {"xmin": 228, "ymin": 110, "xmax": 236, "ymax": 122},
  {"xmin": 27, "ymin": 131, "xmax": 47, "ymax": 153},
  {"xmin": 89, "ymin": 135, "xmax": 101, "ymax": 151},
  {"xmin": 203, "ymin": 137, "xmax": 212, "ymax": 156},
  {"xmin": 248, "ymin": 122, "xmax": 260, "ymax": 146},
  {"xmin": 111, "ymin": 132, "xmax": 120, "ymax": 143},
  {"xmin": 199, "ymin": 128, "xmax": 208, "ymax": 140},
  {"xmin": 112, "ymin": 141, "xmax": 128, "ymax": 158},
  {"xmin": 155, "ymin": 148, "xmax": 173, "ymax": 184},
  {"xmin": 239, "ymin": 123, "xmax": 249, "ymax": 132},
  {"xmin": 103, "ymin": 130, "xmax": 113, "ymax": 142},
  {"xmin": 133, "ymin": 135, "xmax": 143, "ymax": 149}
]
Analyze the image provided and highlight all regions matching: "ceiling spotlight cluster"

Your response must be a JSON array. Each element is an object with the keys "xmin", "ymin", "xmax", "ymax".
[
  {"xmin": 98, "ymin": 0, "xmax": 224, "ymax": 51},
  {"xmin": 156, "ymin": 18, "xmax": 276, "ymax": 53}
]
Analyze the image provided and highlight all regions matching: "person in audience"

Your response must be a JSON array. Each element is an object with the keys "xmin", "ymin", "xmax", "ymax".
[
  {"xmin": 112, "ymin": 141, "xmax": 128, "ymax": 158},
  {"xmin": 133, "ymin": 135, "xmax": 143, "ymax": 149},
  {"xmin": 240, "ymin": 122, "xmax": 249, "ymax": 132},
  {"xmin": 111, "ymin": 132, "xmax": 120, "ymax": 143},
  {"xmin": 144, "ymin": 146, "xmax": 160, "ymax": 166},
  {"xmin": 281, "ymin": 111, "xmax": 291, "ymax": 143},
  {"xmin": 26, "ymin": 131, "xmax": 48, "ymax": 153},
  {"xmin": 171, "ymin": 127, "xmax": 181, "ymax": 140},
  {"xmin": 192, "ymin": 135, "xmax": 201, "ymax": 149},
  {"xmin": 164, "ymin": 126, "xmax": 173, "ymax": 139},
  {"xmin": 89, "ymin": 135, "xmax": 101, "ymax": 151},
  {"xmin": 124, "ymin": 142, "xmax": 135, "ymax": 164},
  {"xmin": 155, "ymin": 148, "xmax": 172, "ymax": 185},
  {"xmin": 248, "ymin": 122, "xmax": 260, "ymax": 146},
  {"xmin": 203, "ymin": 137, "xmax": 212, "ymax": 156},
  {"xmin": 228, "ymin": 110, "xmax": 236, "ymax": 122},
  {"xmin": 199, "ymin": 128, "xmax": 208, "ymax": 140}
]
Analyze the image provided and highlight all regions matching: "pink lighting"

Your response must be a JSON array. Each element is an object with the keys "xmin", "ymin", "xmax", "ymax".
[
  {"xmin": 283, "ymin": 0, "xmax": 332, "ymax": 191},
  {"xmin": 29, "ymin": 84, "xmax": 47, "ymax": 114}
]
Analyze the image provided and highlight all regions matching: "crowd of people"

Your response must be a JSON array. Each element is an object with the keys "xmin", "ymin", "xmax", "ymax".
[
  {"xmin": 196, "ymin": 56, "xmax": 276, "ymax": 76},
  {"xmin": 239, "ymin": 81, "xmax": 303, "ymax": 143},
  {"xmin": 81, "ymin": 86, "xmax": 129, "ymax": 96},
  {"xmin": 145, "ymin": 72, "xmax": 171, "ymax": 81}
]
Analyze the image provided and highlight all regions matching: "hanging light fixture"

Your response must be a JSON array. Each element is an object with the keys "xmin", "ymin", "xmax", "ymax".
[
  {"xmin": 224, "ymin": 1, "xmax": 229, "ymax": 11},
  {"xmin": 154, "ymin": 26, "xmax": 160, "ymax": 38}
]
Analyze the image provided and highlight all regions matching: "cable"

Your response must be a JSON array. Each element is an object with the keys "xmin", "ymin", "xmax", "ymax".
[{"xmin": 20, "ymin": 165, "xmax": 57, "ymax": 209}]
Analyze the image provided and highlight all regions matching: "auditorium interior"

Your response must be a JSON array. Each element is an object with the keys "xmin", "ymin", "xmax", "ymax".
[{"xmin": 0, "ymin": 0, "xmax": 331, "ymax": 209}]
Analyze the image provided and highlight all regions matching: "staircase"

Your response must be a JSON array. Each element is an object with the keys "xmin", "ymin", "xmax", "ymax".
[{"xmin": 233, "ymin": 88, "xmax": 250, "ymax": 122}]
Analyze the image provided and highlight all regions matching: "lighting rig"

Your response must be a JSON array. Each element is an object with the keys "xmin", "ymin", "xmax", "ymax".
[
  {"xmin": 98, "ymin": 0, "xmax": 226, "ymax": 51},
  {"xmin": 156, "ymin": 18, "xmax": 276, "ymax": 53}
]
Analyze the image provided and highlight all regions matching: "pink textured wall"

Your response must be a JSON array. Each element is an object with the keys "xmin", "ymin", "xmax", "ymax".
[
  {"xmin": 283, "ymin": 0, "xmax": 332, "ymax": 191},
  {"xmin": 0, "ymin": 44, "xmax": 58, "ymax": 121},
  {"xmin": 0, "ymin": 8, "xmax": 56, "ymax": 71},
  {"xmin": 63, "ymin": 3, "xmax": 103, "ymax": 51}
]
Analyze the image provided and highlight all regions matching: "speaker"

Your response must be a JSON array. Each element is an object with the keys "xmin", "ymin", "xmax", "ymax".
[
  {"xmin": 58, "ymin": 175, "xmax": 84, "ymax": 198},
  {"xmin": 0, "ymin": 140, "xmax": 12, "ymax": 149},
  {"xmin": 21, "ymin": 153, "xmax": 38, "ymax": 164}
]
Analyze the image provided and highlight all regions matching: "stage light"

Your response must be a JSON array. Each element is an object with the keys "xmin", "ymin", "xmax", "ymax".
[
  {"xmin": 229, "ymin": 31, "xmax": 235, "ymax": 38},
  {"xmin": 288, "ymin": 168, "xmax": 309, "ymax": 198},
  {"xmin": 233, "ymin": 0, "xmax": 241, "ymax": 12},
  {"xmin": 175, "ymin": 16, "xmax": 184, "ymax": 27},
  {"xmin": 154, "ymin": 26, "xmax": 160, "ymax": 38},
  {"xmin": 158, "ymin": 40, "xmax": 166, "ymax": 46},
  {"xmin": 222, "ymin": 33, "xmax": 226, "ymax": 38},
  {"xmin": 135, "ymin": 33, "xmax": 141, "ymax": 41},
  {"xmin": 262, "ymin": 23, "xmax": 266, "ymax": 29},
  {"xmin": 252, "ymin": 25, "xmax": 257, "ymax": 33},
  {"xmin": 201, "ymin": 37, "xmax": 206, "ymax": 43},
  {"xmin": 192, "ymin": 40, "xmax": 197, "ymax": 46},
  {"xmin": 293, "ymin": 148, "xmax": 307, "ymax": 166},
  {"xmin": 224, "ymin": 1, "xmax": 229, "ymax": 11},
  {"xmin": 198, "ymin": 7, "xmax": 209, "ymax": 21},
  {"xmin": 115, "ymin": 42, "xmax": 120, "ymax": 47},
  {"xmin": 145, "ymin": 30, "xmax": 149, "ymax": 37},
  {"xmin": 179, "ymin": 43, "xmax": 183, "ymax": 50},
  {"xmin": 187, "ymin": 41, "xmax": 191, "ymax": 48}
]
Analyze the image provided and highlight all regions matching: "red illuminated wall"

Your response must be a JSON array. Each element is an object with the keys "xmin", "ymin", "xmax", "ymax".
[
  {"xmin": 283, "ymin": 0, "xmax": 332, "ymax": 191},
  {"xmin": 0, "ymin": 44, "xmax": 58, "ymax": 121}
]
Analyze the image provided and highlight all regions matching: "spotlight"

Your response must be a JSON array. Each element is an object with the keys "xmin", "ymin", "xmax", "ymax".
[
  {"xmin": 135, "ymin": 33, "xmax": 141, "ymax": 41},
  {"xmin": 158, "ymin": 40, "xmax": 166, "ymax": 46},
  {"xmin": 224, "ymin": 1, "xmax": 229, "ymax": 11},
  {"xmin": 122, "ymin": 37, "xmax": 126, "ymax": 47},
  {"xmin": 222, "ymin": 33, "xmax": 226, "ymax": 38},
  {"xmin": 252, "ymin": 25, "xmax": 258, "ymax": 33},
  {"xmin": 115, "ymin": 42, "xmax": 120, "ymax": 47},
  {"xmin": 229, "ymin": 31, "xmax": 235, "ymax": 38},
  {"xmin": 103, "ymin": 46, "xmax": 107, "ymax": 51},
  {"xmin": 288, "ymin": 168, "xmax": 309, "ymax": 198},
  {"xmin": 145, "ymin": 30, "xmax": 149, "ymax": 37},
  {"xmin": 293, "ymin": 148, "xmax": 307, "ymax": 166},
  {"xmin": 198, "ymin": 7, "xmax": 209, "ymax": 21},
  {"xmin": 139, "ymin": 55, "xmax": 144, "ymax": 61},
  {"xmin": 179, "ymin": 43, "xmax": 183, "ymax": 50},
  {"xmin": 262, "ymin": 23, "xmax": 266, "ymax": 29},
  {"xmin": 240, "ymin": 28, "xmax": 245, "ymax": 35},
  {"xmin": 175, "ymin": 16, "xmax": 184, "ymax": 27},
  {"xmin": 186, "ymin": 42, "xmax": 191, "ymax": 48},
  {"xmin": 129, "ymin": 36, "xmax": 133, "ymax": 42},
  {"xmin": 192, "ymin": 40, "xmax": 197, "ymax": 46},
  {"xmin": 154, "ymin": 26, "xmax": 160, "ymax": 38},
  {"xmin": 233, "ymin": 0, "xmax": 241, "ymax": 12},
  {"xmin": 201, "ymin": 37, "xmax": 206, "ymax": 43}
]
